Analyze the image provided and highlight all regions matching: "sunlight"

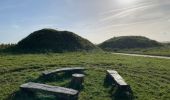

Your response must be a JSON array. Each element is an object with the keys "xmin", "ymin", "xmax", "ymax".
[{"xmin": 117, "ymin": 0, "xmax": 137, "ymax": 5}]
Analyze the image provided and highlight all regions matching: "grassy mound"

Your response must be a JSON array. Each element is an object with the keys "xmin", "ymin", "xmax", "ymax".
[
  {"xmin": 99, "ymin": 36, "xmax": 162, "ymax": 51},
  {"xmin": 16, "ymin": 28, "xmax": 98, "ymax": 52}
]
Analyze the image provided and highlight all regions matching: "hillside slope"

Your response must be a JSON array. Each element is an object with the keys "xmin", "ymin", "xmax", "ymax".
[
  {"xmin": 99, "ymin": 36, "xmax": 162, "ymax": 51},
  {"xmin": 16, "ymin": 28, "xmax": 98, "ymax": 52}
]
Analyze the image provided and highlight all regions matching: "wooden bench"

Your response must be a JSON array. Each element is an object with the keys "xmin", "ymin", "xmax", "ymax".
[
  {"xmin": 42, "ymin": 67, "xmax": 85, "ymax": 76},
  {"xmin": 106, "ymin": 70, "xmax": 134, "ymax": 99},
  {"xmin": 20, "ymin": 82, "xmax": 79, "ymax": 100},
  {"xmin": 106, "ymin": 70, "xmax": 131, "ymax": 91}
]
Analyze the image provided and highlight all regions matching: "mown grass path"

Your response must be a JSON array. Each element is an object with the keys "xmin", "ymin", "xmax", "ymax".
[{"xmin": 112, "ymin": 53, "xmax": 170, "ymax": 59}]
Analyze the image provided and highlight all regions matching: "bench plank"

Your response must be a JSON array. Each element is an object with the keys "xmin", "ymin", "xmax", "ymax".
[
  {"xmin": 106, "ymin": 70, "xmax": 133, "ymax": 98},
  {"xmin": 20, "ymin": 82, "xmax": 78, "ymax": 96},
  {"xmin": 42, "ymin": 67, "xmax": 85, "ymax": 76},
  {"xmin": 106, "ymin": 70, "xmax": 128, "ymax": 86}
]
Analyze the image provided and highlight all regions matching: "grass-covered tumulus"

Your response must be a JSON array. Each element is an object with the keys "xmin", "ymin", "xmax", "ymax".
[
  {"xmin": 0, "ymin": 52, "xmax": 169, "ymax": 100},
  {"xmin": 98, "ymin": 36, "xmax": 162, "ymax": 51},
  {"xmin": 15, "ymin": 28, "xmax": 98, "ymax": 53}
]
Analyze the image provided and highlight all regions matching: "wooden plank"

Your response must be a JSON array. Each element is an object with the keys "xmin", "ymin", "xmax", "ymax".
[
  {"xmin": 107, "ymin": 70, "xmax": 118, "ymax": 74},
  {"xmin": 20, "ymin": 82, "xmax": 78, "ymax": 96},
  {"xmin": 106, "ymin": 70, "xmax": 133, "ymax": 97},
  {"xmin": 42, "ymin": 67, "xmax": 85, "ymax": 76},
  {"xmin": 107, "ymin": 70, "xmax": 128, "ymax": 86}
]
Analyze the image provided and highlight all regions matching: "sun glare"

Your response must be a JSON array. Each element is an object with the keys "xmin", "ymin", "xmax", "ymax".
[{"xmin": 118, "ymin": 0, "xmax": 137, "ymax": 5}]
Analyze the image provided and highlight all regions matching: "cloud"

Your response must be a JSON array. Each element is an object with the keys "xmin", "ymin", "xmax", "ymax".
[
  {"xmin": 168, "ymin": 19, "xmax": 170, "ymax": 22},
  {"xmin": 74, "ymin": 0, "xmax": 170, "ymax": 43},
  {"xmin": 85, "ymin": 0, "xmax": 170, "ymax": 31},
  {"xmin": 101, "ymin": 4, "xmax": 155, "ymax": 21},
  {"xmin": 1, "ymin": 0, "xmax": 170, "ymax": 44},
  {"xmin": 101, "ymin": 1, "xmax": 155, "ymax": 15},
  {"xmin": 101, "ymin": 1, "xmax": 170, "ymax": 21}
]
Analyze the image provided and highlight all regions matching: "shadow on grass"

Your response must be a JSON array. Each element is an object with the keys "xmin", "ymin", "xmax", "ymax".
[
  {"xmin": 7, "ymin": 72, "xmax": 84, "ymax": 100},
  {"xmin": 34, "ymin": 72, "xmax": 73, "ymax": 83},
  {"xmin": 7, "ymin": 90, "xmax": 57, "ymax": 100},
  {"xmin": 103, "ymin": 77, "xmax": 134, "ymax": 100},
  {"xmin": 7, "ymin": 90, "xmax": 37, "ymax": 100},
  {"xmin": 111, "ymin": 88, "xmax": 134, "ymax": 100}
]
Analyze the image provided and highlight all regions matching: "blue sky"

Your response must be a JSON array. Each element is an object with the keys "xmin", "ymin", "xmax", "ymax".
[{"xmin": 0, "ymin": 0, "xmax": 170, "ymax": 44}]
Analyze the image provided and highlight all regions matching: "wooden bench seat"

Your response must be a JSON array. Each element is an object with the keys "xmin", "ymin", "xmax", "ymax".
[
  {"xmin": 20, "ymin": 82, "xmax": 79, "ymax": 100},
  {"xmin": 106, "ymin": 70, "xmax": 134, "ymax": 99},
  {"xmin": 42, "ymin": 67, "xmax": 85, "ymax": 76},
  {"xmin": 107, "ymin": 70, "xmax": 128, "ymax": 86},
  {"xmin": 106, "ymin": 70, "xmax": 130, "ymax": 90}
]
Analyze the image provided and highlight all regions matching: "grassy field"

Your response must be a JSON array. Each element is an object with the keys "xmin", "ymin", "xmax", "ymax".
[
  {"xmin": 114, "ymin": 45, "xmax": 170, "ymax": 57},
  {"xmin": 0, "ymin": 52, "xmax": 169, "ymax": 100}
]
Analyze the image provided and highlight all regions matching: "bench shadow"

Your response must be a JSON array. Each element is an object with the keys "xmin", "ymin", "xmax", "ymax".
[
  {"xmin": 34, "ymin": 72, "xmax": 73, "ymax": 83},
  {"xmin": 7, "ymin": 90, "xmax": 58, "ymax": 100},
  {"xmin": 111, "ymin": 88, "xmax": 134, "ymax": 100},
  {"xmin": 7, "ymin": 90, "xmax": 37, "ymax": 100},
  {"xmin": 103, "ymin": 75, "xmax": 113, "ymax": 88},
  {"xmin": 7, "ymin": 72, "xmax": 85, "ymax": 100},
  {"xmin": 103, "ymin": 77, "xmax": 134, "ymax": 100}
]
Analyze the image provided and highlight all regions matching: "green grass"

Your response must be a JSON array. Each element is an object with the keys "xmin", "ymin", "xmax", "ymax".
[
  {"xmin": 98, "ymin": 36, "xmax": 161, "ymax": 50},
  {"xmin": 115, "ymin": 45, "xmax": 170, "ymax": 57},
  {"xmin": 0, "ymin": 52, "xmax": 170, "ymax": 100}
]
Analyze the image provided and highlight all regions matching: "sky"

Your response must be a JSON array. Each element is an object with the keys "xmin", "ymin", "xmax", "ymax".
[{"xmin": 0, "ymin": 0, "xmax": 170, "ymax": 44}]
